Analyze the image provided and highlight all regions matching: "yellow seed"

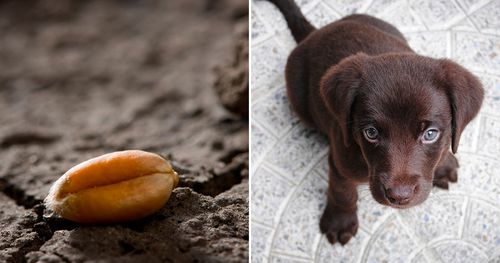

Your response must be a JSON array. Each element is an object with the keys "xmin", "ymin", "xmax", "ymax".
[{"xmin": 45, "ymin": 150, "xmax": 179, "ymax": 223}]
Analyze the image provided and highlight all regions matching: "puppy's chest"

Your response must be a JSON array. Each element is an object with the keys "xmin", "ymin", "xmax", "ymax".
[
  {"xmin": 335, "ymin": 148, "xmax": 370, "ymax": 182},
  {"xmin": 343, "ymin": 165, "xmax": 370, "ymax": 183}
]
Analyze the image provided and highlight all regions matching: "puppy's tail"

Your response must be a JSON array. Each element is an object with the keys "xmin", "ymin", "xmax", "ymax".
[{"xmin": 267, "ymin": 0, "xmax": 315, "ymax": 43}]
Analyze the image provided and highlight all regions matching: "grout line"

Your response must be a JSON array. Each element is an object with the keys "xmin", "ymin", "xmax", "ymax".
[
  {"xmin": 253, "ymin": 1, "xmax": 282, "ymax": 46},
  {"xmin": 395, "ymin": 212, "xmax": 442, "ymax": 263},
  {"xmin": 265, "ymin": 147, "xmax": 335, "ymax": 261},
  {"xmin": 458, "ymin": 196, "xmax": 470, "ymax": 239},
  {"xmin": 360, "ymin": 213, "xmax": 395, "ymax": 262},
  {"xmin": 250, "ymin": 83, "xmax": 283, "ymax": 106},
  {"xmin": 310, "ymin": 233, "xmax": 323, "ymax": 262},
  {"xmin": 450, "ymin": 30, "xmax": 455, "ymax": 60},
  {"xmin": 400, "ymin": 29, "xmax": 500, "ymax": 37},
  {"xmin": 471, "ymin": 114, "xmax": 483, "ymax": 153},
  {"xmin": 427, "ymin": 238, "xmax": 490, "ymax": 259},
  {"xmin": 354, "ymin": 227, "xmax": 373, "ymax": 263},
  {"xmin": 406, "ymin": 0, "xmax": 429, "ymax": 31},
  {"xmin": 266, "ymin": 165, "xmax": 319, "ymax": 259},
  {"xmin": 261, "ymin": 163, "xmax": 298, "ymax": 187},
  {"xmin": 314, "ymin": 167, "xmax": 329, "ymax": 182},
  {"xmin": 252, "ymin": 33, "xmax": 274, "ymax": 48},
  {"xmin": 359, "ymin": 0, "xmax": 375, "ymax": 13},
  {"xmin": 299, "ymin": 0, "xmax": 322, "ymax": 14},
  {"xmin": 446, "ymin": 30, "xmax": 452, "ymax": 58},
  {"xmin": 452, "ymin": 0, "xmax": 481, "ymax": 32},
  {"xmin": 465, "ymin": 0, "xmax": 494, "ymax": 16},
  {"xmin": 270, "ymin": 250, "xmax": 313, "ymax": 262},
  {"xmin": 252, "ymin": 219, "xmax": 275, "ymax": 230},
  {"xmin": 322, "ymin": 1, "xmax": 345, "ymax": 17},
  {"xmin": 250, "ymin": 122, "xmax": 281, "ymax": 177},
  {"xmin": 394, "ymin": 213, "xmax": 424, "ymax": 246},
  {"xmin": 312, "ymin": 235, "xmax": 325, "ymax": 263}
]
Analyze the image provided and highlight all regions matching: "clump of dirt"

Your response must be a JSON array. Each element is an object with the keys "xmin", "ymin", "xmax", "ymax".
[
  {"xmin": 214, "ymin": 18, "xmax": 249, "ymax": 117},
  {"xmin": 0, "ymin": 0, "xmax": 248, "ymax": 262}
]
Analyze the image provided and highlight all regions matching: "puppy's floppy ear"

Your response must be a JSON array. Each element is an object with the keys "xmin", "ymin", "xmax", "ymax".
[
  {"xmin": 320, "ymin": 53, "xmax": 367, "ymax": 147},
  {"xmin": 437, "ymin": 59, "xmax": 484, "ymax": 154}
]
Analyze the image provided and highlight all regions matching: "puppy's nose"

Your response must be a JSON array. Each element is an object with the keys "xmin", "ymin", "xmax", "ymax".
[{"xmin": 384, "ymin": 185, "xmax": 415, "ymax": 205}]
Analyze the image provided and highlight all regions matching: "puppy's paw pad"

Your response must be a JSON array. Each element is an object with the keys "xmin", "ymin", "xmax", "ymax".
[{"xmin": 320, "ymin": 208, "xmax": 358, "ymax": 246}]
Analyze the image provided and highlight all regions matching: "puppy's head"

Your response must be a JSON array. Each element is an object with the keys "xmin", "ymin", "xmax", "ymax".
[{"xmin": 320, "ymin": 53, "xmax": 483, "ymax": 208}]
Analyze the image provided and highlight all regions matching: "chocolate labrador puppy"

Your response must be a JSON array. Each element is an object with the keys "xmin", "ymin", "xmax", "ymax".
[{"xmin": 267, "ymin": 0, "xmax": 484, "ymax": 245}]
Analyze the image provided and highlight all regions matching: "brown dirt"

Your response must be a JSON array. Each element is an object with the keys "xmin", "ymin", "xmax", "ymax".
[
  {"xmin": 214, "ymin": 19, "xmax": 249, "ymax": 117},
  {"xmin": 0, "ymin": 0, "xmax": 248, "ymax": 262}
]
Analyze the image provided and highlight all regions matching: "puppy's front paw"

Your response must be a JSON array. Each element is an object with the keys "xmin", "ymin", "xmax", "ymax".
[
  {"xmin": 319, "ymin": 205, "xmax": 358, "ymax": 245},
  {"xmin": 433, "ymin": 153, "xmax": 459, "ymax": 189}
]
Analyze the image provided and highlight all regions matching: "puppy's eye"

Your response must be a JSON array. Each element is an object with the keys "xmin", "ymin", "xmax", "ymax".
[
  {"xmin": 363, "ymin": 127, "xmax": 379, "ymax": 142},
  {"xmin": 422, "ymin": 128, "xmax": 439, "ymax": 143}
]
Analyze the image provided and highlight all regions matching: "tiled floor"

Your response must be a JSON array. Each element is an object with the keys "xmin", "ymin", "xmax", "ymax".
[{"xmin": 250, "ymin": 0, "xmax": 500, "ymax": 262}]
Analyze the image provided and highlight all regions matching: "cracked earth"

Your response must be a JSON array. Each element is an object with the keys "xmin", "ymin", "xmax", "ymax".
[{"xmin": 0, "ymin": 0, "xmax": 248, "ymax": 262}]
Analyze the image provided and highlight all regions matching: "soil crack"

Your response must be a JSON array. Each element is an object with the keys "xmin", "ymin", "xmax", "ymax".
[
  {"xmin": 177, "ymin": 152, "xmax": 248, "ymax": 197},
  {"xmin": 0, "ymin": 130, "xmax": 60, "ymax": 148},
  {"xmin": 0, "ymin": 177, "xmax": 42, "ymax": 209}
]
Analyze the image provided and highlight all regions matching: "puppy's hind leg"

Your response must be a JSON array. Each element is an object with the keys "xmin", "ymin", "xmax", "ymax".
[{"xmin": 433, "ymin": 151, "xmax": 459, "ymax": 189}]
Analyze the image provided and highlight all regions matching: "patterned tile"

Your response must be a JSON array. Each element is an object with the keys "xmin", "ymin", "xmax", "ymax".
[
  {"xmin": 251, "ymin": 0, "xmax": 500, "ymax": 262},
  {"xmin": 449, "ymin": 17, "xmax": 478, "ymax": 31},
  {"xmin": 253, "ymin": 1, "xmax": 298, "ymax": 49},
  {"xmin": 463, "ymin": 200, "xmax": 500, "ymax": 256},
  {"xmin": 365, "ymin": 0, "xmax": 402, "ymax": 16},
  {"xmin": 272, "ymin": 173, "xmax": 327, "ymax": 258},
  {"xmin": 455, "ymin": 0, "xmax": 490, "ymax": 12},
  {"xmin": 376, "ymin": 0, "xmax": 427, "ymax": 32},
  {"xmin": 453, "ymin": 154, "xmax": 500, "ymax": 203},
  {"xmin": 398, "ymin": 195, "xmax": 465, "ymax": 242},
  {"xmin": 251, "ymin": 38, "xmax": 289, "ymax": 96},
  {"xmin": 251, "ymin": 223, "xmax": 273, "ymax": 263},
  {"xmin": 323, "ymin": 0, "xmax": 368, "ymax": 15},
  {"xmin": 314, "ymin": 230, "xmax": 369, "ymax": 263},
  {"xmin": 362, "ymin": 217, "xmax": 418, "ymax": 262},
  {"xmin": 469, "ymin": 0, "xmax": 500, "ymax": 35},
  {"xmin": 491, "ymin": 252, "xmax": 500, "ymax": 263},
  {"xmin": 295, "ymin": 0, "xmax": 322, "ymax": 14},
  {"xmin": 455, "ymin": 115, "xmax": 480, "ymax": 153},
  {"xmin": 406, "ymin": 31, "xmax": 449, "ymax": 58},
  {"xmin": 269, "ymin": 254, "xmax": 311, "ymax": 263},
  {"xmin": 252, "ymin": 7, "xmax": 272, "ymax": 44},
  {"xmin": 252, "ymin": 86, "xmax": 299, "ymax": 138},
  {"xmin": 409, "ymin": 252, "xmax": 431, "ymax": 263},
  {"xmin": 357, "ymin": 189, "xmax": 393, "ymax": 234},
  {"xmin": 409, "ymin": 0, "xmax": 464, "ymax": 29},
  {"xmin": 312, "ymin": 154, "xmax": 329, "ymax": 181},
  {"xmin": 305, "ymin": 3, "xmax": 341, "ymax": 29},
  {"xmin": 477, "ymin": 115, "xmax": 500, "ymax": 159},
  {"xmin": 433, "ymin": 240, "xmax": 488, "ymax": 263},
  {"xmin": 251, "ymin": 122, "xmax": 276, "ymax": 167},
  {"xmin": 251, "ymin": 166, "xmax": 294, "ymax": 226},
  {"xmin": 266, "ymin": 125, "xmax": 327, "ymax": 182},
  {"xmin": 453, "ymin": 32, "xmax": 500, "ymax": 74},
  {"xmin": 478, "ymin": 74, "xmax": 500, "ymax": 115}
]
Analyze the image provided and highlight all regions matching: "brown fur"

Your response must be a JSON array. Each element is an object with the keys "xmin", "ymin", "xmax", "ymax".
[{"xmin": 268, "ymin": 0, "xmax": 484, "ymax": 245}]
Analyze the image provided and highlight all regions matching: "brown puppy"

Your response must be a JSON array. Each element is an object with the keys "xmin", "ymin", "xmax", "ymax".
[{"xmin": 267, "ymin": 0, "xmax": 484, "ymax": 245}]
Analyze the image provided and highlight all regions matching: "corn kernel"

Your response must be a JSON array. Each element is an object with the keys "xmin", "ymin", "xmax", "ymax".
[{"xmin": 45, "ymin": 150, "xmax": 179, "ymax": 223}]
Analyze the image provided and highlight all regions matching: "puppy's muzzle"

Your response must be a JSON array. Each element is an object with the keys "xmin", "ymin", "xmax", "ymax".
[{"xmin": 383, "ymin": 184, "xmax": 416, "ymax": 205}]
